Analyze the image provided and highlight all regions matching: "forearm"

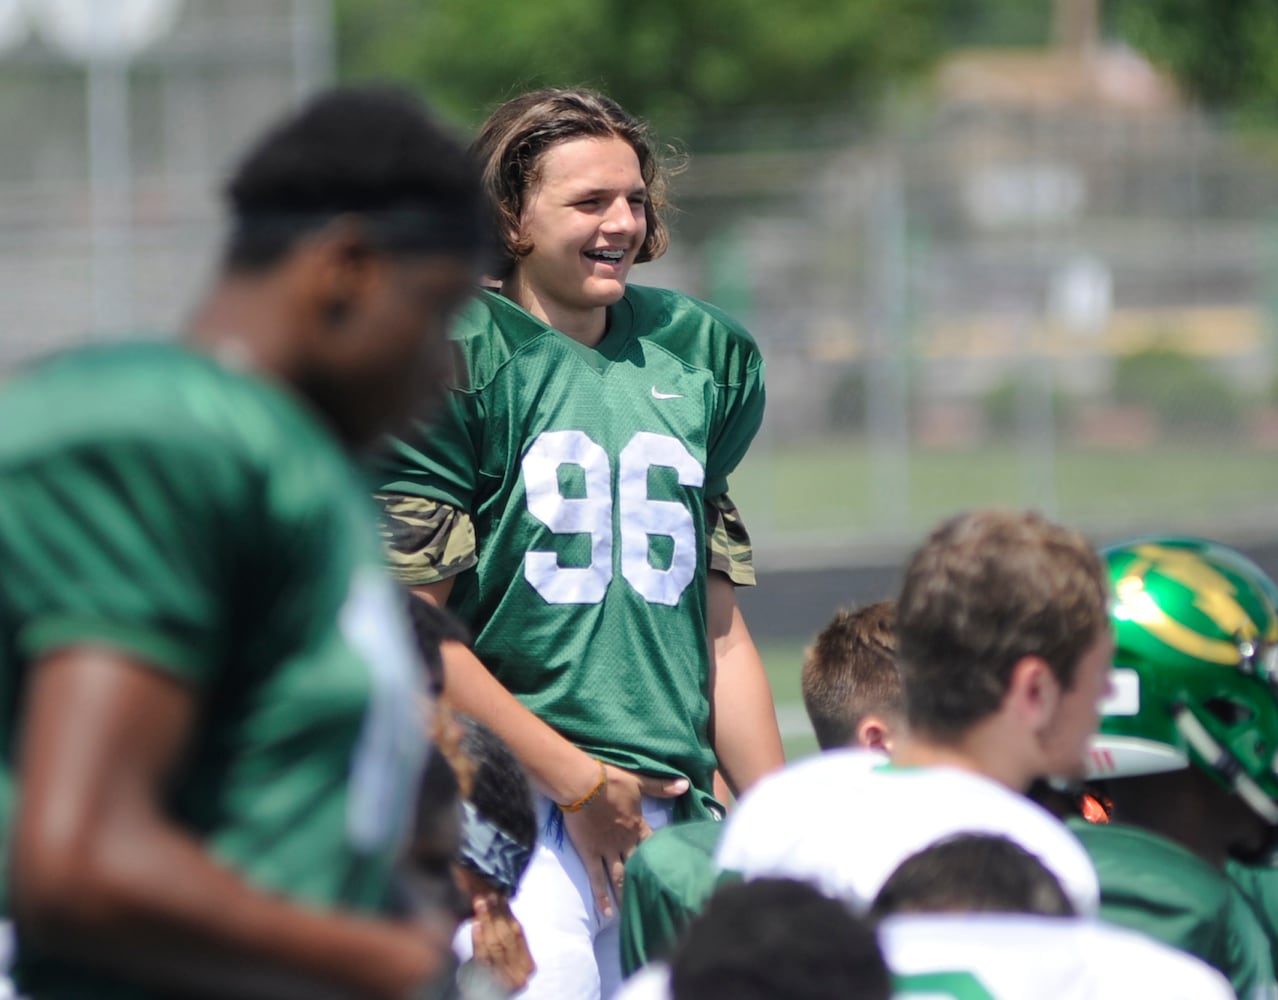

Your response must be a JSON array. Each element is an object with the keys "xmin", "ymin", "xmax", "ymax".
[
  {"xmin": 410, "ymin": 581, "xmax": 602, "ymax": 807},
  {"xmin": 18, "ymin": 810, "xmax": 449, "ymax": 1000},
  {"xmin": 438, "ymin": 637, "xmax": 601, "ymax": 806},
  {"xmin": 16, "ymin": 649, "xmax": 450, "ymax": 1000},
  {"xmin": 707, "ymin": 574, "xmax": 784, "ymax": 797}
]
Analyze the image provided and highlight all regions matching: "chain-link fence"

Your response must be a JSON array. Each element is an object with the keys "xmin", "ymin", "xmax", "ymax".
[{"xmin": 641, "ymin": 103, "xmax": 1278, "ymax": 565}]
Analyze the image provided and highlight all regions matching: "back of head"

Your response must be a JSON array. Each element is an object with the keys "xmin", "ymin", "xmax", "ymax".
[
  {"xmin": 801, "ymin": 600, "xmax": 900, "ymax": 750},
  {"xmin": 223, "ymin": 85, "xmax": 484, "ymax": 272},
  {"xmin": 868, "ymin": 833, "xmax": 1075, "ymax": 920},
  {"xmin": 670, "ymin": 878, "xmax": 891, "ymax": 1000},
  {"xmin": 1090, "ymin": 536, "xmax": 1278, "ymax": 832},
  {"xmin": 896, "ymin": 508, "xmax": 1107, "ymax": 740},
  {"xmin": 456, "ymin": 715, "xmax": 536, "ymax": 897},
  {"xmin": 470, "ymin": 87, "xmax": 670, "ymax": 278}
]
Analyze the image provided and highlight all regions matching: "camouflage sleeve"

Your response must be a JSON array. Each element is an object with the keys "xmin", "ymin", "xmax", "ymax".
[
  {"xmin": 373, "ymin": 493, "xmax": 477, "ymax": 587},
  {"xmin": 705, "ymin": 492, "xmax": 756, "ymax": 587}
]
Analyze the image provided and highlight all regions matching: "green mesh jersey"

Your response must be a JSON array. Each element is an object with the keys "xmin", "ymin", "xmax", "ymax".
[
  {"xmin": 1229, "ymin": 862, "xmax": 1278, "ymax": 968},
  {"xmin": 620, "ymin": 817, "xmax": 724, "ymax": 976},
  {"xmin": 375, "ymin": 286, "xmax": 765, "ymax": 815},
  {"xmin": 1069, "ymin": 819, "xmax": 1277, "ymax": 1000},
  {"xmin": 0, "ymin": 342, "xmax": 427, "ymax": 999}
]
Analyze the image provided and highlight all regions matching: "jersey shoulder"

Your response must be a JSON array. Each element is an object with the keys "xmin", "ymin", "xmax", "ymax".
[
  {"xmin": 1069, "ymin": 819, "xmax": 1228, "ymax": 895},
  {"xmin": 0, "ymin": 340, "xmax": 331, "ymax": 468},
  {"xmin": 715, "ymin": 750, "xmax": 882, "ymax": 869},
  {"xmin": 448, "ymin": 290, "xmax": 558, "ymax": 392},
  {"xmin": 623, "ymin": 284, "xmax": 762, "ymax": 384}
]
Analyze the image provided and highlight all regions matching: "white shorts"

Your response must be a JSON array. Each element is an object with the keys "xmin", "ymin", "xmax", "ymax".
[{"xmin": 454, "ymin": 794, "xmax": 674, "ymax": 1000}]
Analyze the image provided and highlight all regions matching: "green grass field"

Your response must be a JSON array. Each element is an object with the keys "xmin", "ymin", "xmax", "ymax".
[
  {"xmin": 731, "ymin": 439, "xmax": 1278, "ymax": 550},
  {"xmin": 757, "ymin": 638, "xmax": 819, "ymax": 761}
]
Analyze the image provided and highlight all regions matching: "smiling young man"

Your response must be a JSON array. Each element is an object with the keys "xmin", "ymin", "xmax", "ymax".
[{"xmin": 371, "ymin": 88, "xmax": 783, "ymax": 1000}]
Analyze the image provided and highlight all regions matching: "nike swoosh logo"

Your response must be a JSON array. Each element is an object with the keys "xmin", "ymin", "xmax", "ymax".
[{"xmin": 651, "ymin": 387, "xmax": 683, "ymax": 400}]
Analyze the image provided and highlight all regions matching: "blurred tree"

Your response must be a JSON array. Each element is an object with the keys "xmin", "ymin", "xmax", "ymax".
[
  {"xmin": 1108, "ymin": 0, "xmax": 1278, "ymax": 115},
  {"xmin": 336, "ymin": 0, "xmax": 943, "ymax": 142},
  {"xmin": 940, "ymin": 0, "xmax": 1054, "ymax": 48}
]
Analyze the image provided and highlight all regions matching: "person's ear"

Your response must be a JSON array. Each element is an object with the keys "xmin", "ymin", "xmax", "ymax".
[
  {"xmin": 1008, "ymin": 655, "xmax": 1060, "ymax": 732},
  {"xmin": 855, "ymin": 715, "xmax": 894, "ymax": 752}
]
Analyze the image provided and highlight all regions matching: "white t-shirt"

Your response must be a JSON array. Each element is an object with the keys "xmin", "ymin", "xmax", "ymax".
[
  {"xmin": 714, "ymin": 749, "xmax": 1100, "ymax": 915},
  {"xmin": 612, "ymin": 964, "xmax": 671, "ymax": 1000},
  {"xmin": 883, "ymin": 913, "xmax": 1234, "ymax": 999},
  {"xmin": 611, "ymin": 917, "xmax": 1233, "ymax": 1000}
]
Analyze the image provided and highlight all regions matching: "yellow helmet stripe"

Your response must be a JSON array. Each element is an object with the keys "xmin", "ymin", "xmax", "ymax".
[
  {"xmin": 1130, "ymin": 544, "xmax": 1257, "ymax": 635},
  {"xmin": 1114, "ymin": 572, "xmax": 1241, "ymax": 665}
]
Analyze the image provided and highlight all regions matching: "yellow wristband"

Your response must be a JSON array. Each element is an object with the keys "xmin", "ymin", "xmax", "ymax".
[{"xmin": 559, "ymin": 758, "xmax": 607, "ymax": 813}]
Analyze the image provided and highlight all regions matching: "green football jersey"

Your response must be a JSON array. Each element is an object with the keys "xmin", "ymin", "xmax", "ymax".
[
  {"xmin": 375, "ymin": 286, "xmax": 765, "ymax": 815},
  {"xmin": 620, "ymin": 818, "xmax": 724, "ymax": 976},
  {"xmin": 1069, "ymin": 818, "xmax": 1276, "ymax": 1000},
  {"xmin": 1230, "ymin": 861, "xmax": 1278, "ymax": 967},
  {"xmin": 0, "ymin": 342, "xmax": 427, "ymax": 998}
]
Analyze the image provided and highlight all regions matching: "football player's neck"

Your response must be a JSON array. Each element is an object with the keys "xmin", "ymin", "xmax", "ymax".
[
  {"xmin": 500, "ymin": 273, "xmax": 608, "ymax": 347},
  {"xmin": 891, "ymin": 725, "xmax": 1034, "ymax": 794},
  {"xmin": 187, "ymin": 274, "xmax": 294, "ymax": 378}
]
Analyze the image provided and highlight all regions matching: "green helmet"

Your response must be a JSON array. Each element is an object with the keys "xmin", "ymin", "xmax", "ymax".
[{"xmin": 1090, "ymin": 536, "xmax": 1278, "ymax": 826}]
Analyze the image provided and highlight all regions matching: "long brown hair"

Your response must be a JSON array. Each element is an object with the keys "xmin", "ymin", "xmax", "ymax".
[{"xmin": 470, "ymin": 87, "xmax": 672, "ymax": 278}]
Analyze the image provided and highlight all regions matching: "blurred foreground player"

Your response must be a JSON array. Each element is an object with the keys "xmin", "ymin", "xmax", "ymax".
[
  {"xmin": 613, "ymin": 878, "xmax": 891, "ymax": 1000},
  {"xmin": 1076, "ymin": 537, "xmax": 1278, "ymax": 999},
  {"xmin": 618, "ymin": 599, "xmax": 899, "ymax": 975},
  {"xmin": 871, "ymin": 834, "xmax": 1233, "ymax": 999},
  {"xmin": 450, "ymin": 716, "xmax": 538, "ymax": 996},
  {"xmin": 716, "ymin": 509, "xmax": 1109, "ymax": 914},
  {"xmin": 0, "ymin": 86, "xmax": 484, "ymax": 999}
]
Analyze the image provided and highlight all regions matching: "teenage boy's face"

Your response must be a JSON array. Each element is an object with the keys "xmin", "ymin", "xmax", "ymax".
[
  {"xmin": 1042, "ymin": 628, "xmax": 1115, "ymax": 781},
  {"xmin": 513, "ymin": 136, "xmax": 647, "ymax": 328}
]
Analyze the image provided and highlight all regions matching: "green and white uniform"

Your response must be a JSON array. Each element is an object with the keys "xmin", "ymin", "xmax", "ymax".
[
  {"xmin": 611, "ymin": 915, "xmax": 1235, "ymax": 1000},
  {"xmin": 375, "ymin": 286, "xmax": 764, "ymax": 1000},
  {"xmin": 715, "ymin": 750, "xmax": 1101, "ymax": 916},
  {"xmin": 1231, "ymin": 862, "xmax": 1278, "ymax": 968},
  {"xmin": 883, "ymin": 914, "xmax": 1235, "ymax": 1000},
  {"xmin": 375, "ymin": 286, "xmax": 765, "ymax": 811},
  {"xmin": 1070, "ymin": 818, "xmax": 1277, "ymax": 1000},
  {"xmin": 0, "ymin": 343, "xmax": 426, "ymax": 999},
  {"xmin": 619, "ymin": 818, "xmax": 724, "ymax": 976}
]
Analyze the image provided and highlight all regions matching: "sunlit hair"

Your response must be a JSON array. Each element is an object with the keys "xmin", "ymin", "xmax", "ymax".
[
  {"xmin": 470, "ymin": 87, "xmax": 672, "ymax": 278},
  {"xmin": 801, "ymin": 600, "xmax": 901, "ymax": 750},
  {"xmin": 896, "ymin": 508, "xmax": 1108, "ymax": 741}
]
